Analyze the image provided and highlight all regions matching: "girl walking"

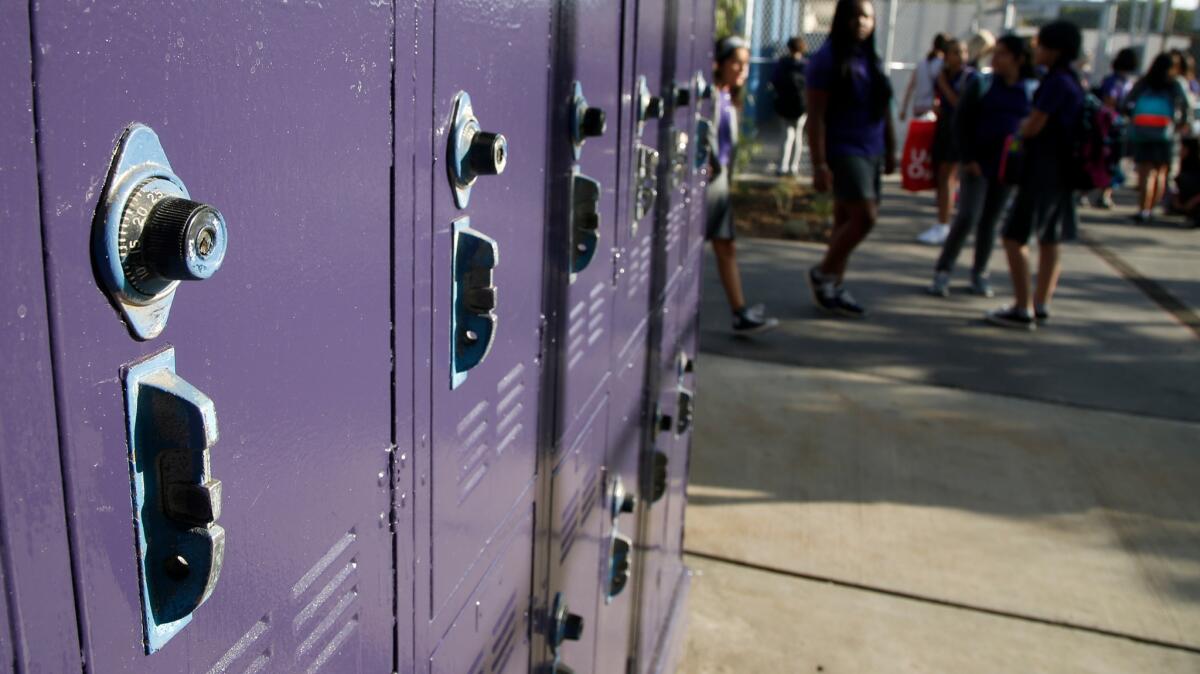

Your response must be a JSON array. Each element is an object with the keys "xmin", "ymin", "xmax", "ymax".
[
  {"xmin": 929, "ymin": 34, "xmax": 1035, "ymax": 298},
  {"xmin": 706, "ymin": 36, "xmax": 779, "ymax": 334},
  {"xmin": 1125, "ymin": 52, "xmax": 1191, "ymax": 224},
  {"xmin": 805, "ymin": 0, "xmax": 896, "ymax": 317},
  {"xmin": 986, "ymin": 21, "xmax": 1084, "ymax": 330}
]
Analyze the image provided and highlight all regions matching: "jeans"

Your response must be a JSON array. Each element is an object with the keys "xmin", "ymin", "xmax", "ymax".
[
  {"xmin": 935, "ymin": 170, "xmax": 1012, "ymax": 277},
  {"xmin": 779, "ymin": 114, "xmax": 806, "ymax": 174}
]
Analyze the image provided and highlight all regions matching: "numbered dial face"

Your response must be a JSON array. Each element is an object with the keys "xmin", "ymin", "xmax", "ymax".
[
  {"xmin": 118, "ymin": 177, "xmax": 227, "ymax": 297},
  {"xmin": 119, "ymin": 178, "xmax": 184, "ymax": 297}
]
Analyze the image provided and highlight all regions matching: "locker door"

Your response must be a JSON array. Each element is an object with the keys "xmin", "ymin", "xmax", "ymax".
[
  {"xmin": 689, "ymin": 2, "xmax": 717, "ymax": 259},
  {"xmin": 597, "ymin": 339, "xmax": 648, "ymax": 674},
  {"xmin": 635, "ymin": 355, "xmax": 681, "ymax": 673},
  {"xmin": 0, "ymin": 6, "xmax": 80, "ymax": 669},
  {"xmin": 546, "ymin": 401, "xmax": 609, "ymax": 673},
  {"xmin": 556, "ymin": 0, "xmax": 623, "ymax": 440},
  {"xmin": 30, "ymin": 3, "xmax": 397, "ymax": 671},
  {"xmin": 612, "ymin": 0, "xmax": 669, "ymax": 367},
  {"xmin": 660, "ymin": 0, "xmax": 695, "ymax": 297},
  {"xmin": 417, "ymin": 0, "xmax": 552, "ymax": 666}
]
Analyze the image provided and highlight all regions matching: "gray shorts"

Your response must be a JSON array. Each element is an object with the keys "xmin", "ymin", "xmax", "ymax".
[
  {"xmin": 1002, "ymin": 182, "xmax": 1072, "ymax": 245},
  {"xmin": 706, "ymin": 168, "xmax": 734, "ymax": 241},
  {"xmin": 829, "ymin": 154, "xmax": 882, "ymax": 203}
]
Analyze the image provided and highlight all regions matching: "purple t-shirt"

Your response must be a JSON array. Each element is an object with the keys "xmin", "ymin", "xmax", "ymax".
[
  {"xmin": 1029, "ymin": 68, "xmax": 1084, "ymax": 167},
  {"xmin": 806, "ymin": 41, "xmax": 886, "ymax": 158},
  {"xmin": 1099, "ymin": 73, "xmax": 1132, "ymax": 108},
  {"xmin": 716, "ymin": 89, "xmax": 735, "ymax": 167},
  {"xmin": 939, "ymin": 67, "xmax": 977, "ymax": 118},
  {"xmin": 969, "ymin": 77, "xmax": 1033, "ymax": 179}
]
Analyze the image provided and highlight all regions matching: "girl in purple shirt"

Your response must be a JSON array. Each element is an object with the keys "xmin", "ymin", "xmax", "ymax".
[
  {"xmin": 986, "ymin": 21, "xmax": 1085, "ymax": 331},
  {"xmin": 805, "ymin": 0, "xmax": 897, "ymax": 318},
  {"xmin": 705, "ymin": 36, "xmax": 779, "ymax": 334},
  {"xmin": 930, "ymin": 34, "xmax": 1035, "ymax": 298}
]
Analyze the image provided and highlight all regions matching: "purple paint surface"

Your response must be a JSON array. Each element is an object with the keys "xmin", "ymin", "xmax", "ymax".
[
  {"xmin": 0, "ymin": 4, "xmax": 83, "ymax": 671},
  {"xmin": 30, "ymin": 2, "xmax": 395, "ymax": 670}
]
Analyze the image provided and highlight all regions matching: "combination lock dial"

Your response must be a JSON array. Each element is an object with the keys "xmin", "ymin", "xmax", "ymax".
[
  {"xmin": 93, "ymin": 124, "xmax": 230, "ymax": 340},
  {"xmin": 120, "ymin": 181, "xmax": 228, "ymax": 296}
]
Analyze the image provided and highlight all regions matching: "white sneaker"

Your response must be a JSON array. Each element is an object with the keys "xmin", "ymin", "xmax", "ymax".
[{"xmin": 916, "ymin": 223, "xmax": 949, "ymax": 246}]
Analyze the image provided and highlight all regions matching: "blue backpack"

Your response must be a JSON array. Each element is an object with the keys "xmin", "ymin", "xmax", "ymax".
[{"xmin": 1131, "ymin": 89, "xmax": 1177, "ymax": 142}]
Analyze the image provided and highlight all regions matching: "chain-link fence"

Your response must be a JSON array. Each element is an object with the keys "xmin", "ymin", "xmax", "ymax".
[{"xmin": 728, "ymin": 0, "xmax": 1197, "ymax": 175}]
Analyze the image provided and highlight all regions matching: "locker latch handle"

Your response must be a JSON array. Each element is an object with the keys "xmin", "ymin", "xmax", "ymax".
[
  {"xmin": 123, "ymin": 347, "xmax": 225, "ymax": 653},
  {"xmin": 570, "ymin": 173, "xmax": 601, "ymax": 275},
  {"xmin": 675, "ymin": 388, "xmax": 694, "ymax": 436},
  {"xmin": 451, "ymin": 217, "xmax": 499, "ymax": 389}
]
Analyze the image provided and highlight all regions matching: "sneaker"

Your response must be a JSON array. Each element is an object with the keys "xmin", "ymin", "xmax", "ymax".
[
  {"xmin": 831, "ymin": 286, "xmax": 866, "ymax": 318},
  {"xmin": 732, "ymin": 308, "xmax": 779, "ymax": 335},
  {"xmin": 1034, "ymin": 306, "xmax": 1050, "ymax": 325},
  {"xmin": 916, "ymin": 223, "xmax": 950, "ymax": 245},
  {"xmin": 808, "ymin": 267, "xmax": 839, "ymax": 313},
  {"xmin": 928, "ymin": 271, "xmax": 951, "ymax": 297},
  {"xmin": 970, "ymin": 274, "xmax": 995, "ymax": 298},
  {"xmin": 1131, "ymin": 212, "xmax": 1151, "ymax": 224},
  {"xmin": 984, "ymin": 305, "xmax": 1036, "ymax": 331}
]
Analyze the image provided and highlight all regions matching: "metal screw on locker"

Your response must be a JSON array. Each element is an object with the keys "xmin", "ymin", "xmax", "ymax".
[{"xmin": 92, "ymin": 124, "xmax": 229, "ymax": 340}]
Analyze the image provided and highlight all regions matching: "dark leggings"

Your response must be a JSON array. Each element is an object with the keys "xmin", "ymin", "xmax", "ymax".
[{"xmin": 935, "ymin": 171, "xmax": 1012, "ymax": 277}]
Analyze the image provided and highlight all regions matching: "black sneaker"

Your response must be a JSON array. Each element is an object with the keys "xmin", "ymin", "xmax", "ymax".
[
  {"xmin": 984, "ymin": 305, "xmax": 1036, "ymax": 331},
  {"xmin": 1034, "ymin": 307, "xmax": 1050, "ymax": 325},
  {"xmin": 1131, "ymin": 212, "xmax": 1151, "ymax": 224},
  {"xmin": 832, "ymin": 286, "xmax": 866, "ymax": 318},
  {"xmin": 732, "ymin": 308, "xmax": 779, "ymax": 335},
  {"xmin": 808, "ymin": 267, "xmax": 839, "ymax": 313}
]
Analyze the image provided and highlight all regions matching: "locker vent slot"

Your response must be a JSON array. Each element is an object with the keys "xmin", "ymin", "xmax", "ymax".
[
  {"xmin": 561, "ymin": 466, "xmax": 602, "ymax": 565},
  {"xmin": 205, "ymin": 616, "xmax": 270, "ymax": 674},
  {"xmin": 626, "ymin": 237, "xmax": 652, "ymax": 299},
  {"xmin": 494, "ymin": 363, "xmax": 526, "ymax": 457},
  {"xmin": 457, "ymin": 401, "xmax": 491, "ymax": 504},
  {"xmin": 490, "ymin": 591, "xmax": 520, "ymax": 673},
  {"xmin": 558, "ymin": 487, "xmax": 582, "ymax": 564},
  {"xmin": 567, "ymin": 281, "xmax": 608, "ymax": 372},
  {"xmin": 290, "ymin": 529, "xmax": 360, "ymax": 672}
]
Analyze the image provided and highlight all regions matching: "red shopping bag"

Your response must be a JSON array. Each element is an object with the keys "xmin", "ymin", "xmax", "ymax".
[{"xmin": 901, "ymin": 118, "xmax": 937, "ymax": 192}]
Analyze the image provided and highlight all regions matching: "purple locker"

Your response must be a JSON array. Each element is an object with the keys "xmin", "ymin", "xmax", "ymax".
[
  {"xmin": 689, "ymin": 3, "xmax": 718, "ymax": 260},
  {"xmin": 0, "ymin": 6, "xmax": 81, "ymax": 669},
  {"xmin": 30, "ymin": 4, "xmax": 396, "ymax": 670},
  {"xmin": 659, "ymin": 0, "xmax": 696, "ymax": 297},
  {"xmin": 596, "ymin": 337, "xmax": 648, "ymax": 674},
  {"xmin": 409, "ymin": 0, "xmax": 552, "ymax": 669},
  {"xmin": 428, "ymin": 510, "xmax": 534, "ymax": 674},
  {"xmin": 634, "ymin": 352, "xmax": 682, "ymax": 673},
  {"xmin": 612, "ymin": 0, "xmax": 668, "ymax": 366},
  {"xmin": 557, "ymin": 0, "xmax": 623, "ymax": 442},
  {"xmin": 547, "ymin": 400, "xmax": 610, "ymax": 673}
]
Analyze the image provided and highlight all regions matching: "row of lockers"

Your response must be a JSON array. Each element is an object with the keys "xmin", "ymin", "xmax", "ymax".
[{"xmin": 0, "ymin": 0, "xmax": 714, "ymax": 671}]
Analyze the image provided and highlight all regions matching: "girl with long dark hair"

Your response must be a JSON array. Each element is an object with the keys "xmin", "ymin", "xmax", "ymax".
[
  {"xmin": 986, "ymin": 21, "xmax": 1084, "ymax": 330},
  {"xmin": 705, "ymin": 36, "xmax": 779, "ymax": 334},
  {"xmin": 805, "ymin": 0, "xmax": 896, "ymax": 317},
  {"xmin": 1125, "ymin": 51, "xmax": 1191, "ymax": 223},
  {"xmin": 929, "ymin": 34, "xmax": 1035, "ymax": 298}
]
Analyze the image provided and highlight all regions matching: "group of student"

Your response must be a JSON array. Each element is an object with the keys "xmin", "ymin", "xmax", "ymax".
[
  {"xmin": 706, "ymin": 0, "xmax": 1200, "ymax": 336},
  {"xmin": 706, "ymin": 0, "xmax": 1089, "ymax": 333}
]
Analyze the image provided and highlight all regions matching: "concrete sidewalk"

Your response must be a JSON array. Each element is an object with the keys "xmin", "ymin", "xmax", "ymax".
[{"xmin": 678, "ymin": 185, "xmax": 1200, "ymax": 673}]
